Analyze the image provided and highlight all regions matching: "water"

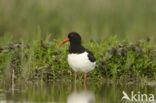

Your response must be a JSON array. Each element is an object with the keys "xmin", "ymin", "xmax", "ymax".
[{"xmin": 0, "ymin": 80, "xmax": 156, "ymax": 103}]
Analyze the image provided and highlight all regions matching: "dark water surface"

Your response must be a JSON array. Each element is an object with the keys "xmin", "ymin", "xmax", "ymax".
[{"xmin": 0, "ymin": 80, "xmax": 156, "ymax": 103}]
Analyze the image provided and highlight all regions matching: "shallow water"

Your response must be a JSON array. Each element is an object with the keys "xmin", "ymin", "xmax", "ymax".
[{"xmin": 0, "ymin": 80, "xmax": 156, "ymax": 103}]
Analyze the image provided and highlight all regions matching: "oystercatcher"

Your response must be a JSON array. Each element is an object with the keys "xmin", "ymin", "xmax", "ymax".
[{"xmin": 58, "ymin": 32, "xmax": 96, "ymax": 88}]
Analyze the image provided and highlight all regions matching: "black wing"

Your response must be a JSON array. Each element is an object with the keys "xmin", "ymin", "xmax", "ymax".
[{"xmin": 86, "ymin": 49, "xmax": 96, "ymax": 62}]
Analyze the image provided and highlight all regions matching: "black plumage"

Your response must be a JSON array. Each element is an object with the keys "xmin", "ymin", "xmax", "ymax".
[{"xmin": 68, "ymin": 32, "xmax": 96, "ymax": 63}]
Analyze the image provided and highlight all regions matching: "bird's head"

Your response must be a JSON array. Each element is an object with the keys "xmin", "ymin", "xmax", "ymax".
[{"xmin": 57, "ymin": 32, "xmax": 81, "ymax": 47}]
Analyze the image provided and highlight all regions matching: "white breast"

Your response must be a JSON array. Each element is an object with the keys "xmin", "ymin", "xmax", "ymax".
[{"xmin": 67, "ymin": 52, "xmax": 96, "ymax": 73}]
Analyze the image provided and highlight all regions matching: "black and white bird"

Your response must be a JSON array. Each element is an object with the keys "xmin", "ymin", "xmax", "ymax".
[{"xmin": 58, "ymin": 32, "xmax": 96, "ymax": 87}]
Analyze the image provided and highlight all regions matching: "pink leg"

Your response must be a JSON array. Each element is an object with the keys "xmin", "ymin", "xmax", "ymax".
[
  {"xmin": 84, "ymin": 73, "xmax": 87, "ymax": 90},
  {"xmin": 75, "ymin": 72, "xmax": 77, "ymax": 81},
  {"xmin": 74, "ymin": 72, "xmax": 77, "ymax": 90}
]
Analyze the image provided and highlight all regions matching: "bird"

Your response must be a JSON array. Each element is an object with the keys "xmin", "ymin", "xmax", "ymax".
[{"xmin": 58, "ymin": 32, "xmax": 96, "ymax": 88}]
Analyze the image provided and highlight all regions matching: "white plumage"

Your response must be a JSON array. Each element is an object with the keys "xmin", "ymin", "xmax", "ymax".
[{"xmin": 68, "ymin": 52, "xmax": 96, "ymax": 73}]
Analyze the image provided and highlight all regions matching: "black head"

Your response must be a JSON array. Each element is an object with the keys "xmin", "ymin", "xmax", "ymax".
[
  {"xmin": 57, "ymin": 32, "xmax": 84, "ymax": 53},
  {"xmin": 57, "ymin": 32, "xmax": 82, "ymax": 47},
  {"xmin": 68, "ymin": 32, "xmax": 81, "ymax": 45}
]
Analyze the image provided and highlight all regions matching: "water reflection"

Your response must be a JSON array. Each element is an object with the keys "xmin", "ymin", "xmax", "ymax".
[
  {"xmin": 68, "ymin": 81, "xmax": 95, "ymax": 103},
  {"xmin": 67, "ymin": 90, "xmax": 95, "ymax": 103},
  {"xmin": 0, "ymin": 80, "xmax": 156, "ymax": 103}
]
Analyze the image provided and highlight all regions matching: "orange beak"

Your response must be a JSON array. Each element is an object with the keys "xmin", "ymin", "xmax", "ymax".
[{"xmin": 57, "ymin": 38, "xmax": 70, "ymax": 47}]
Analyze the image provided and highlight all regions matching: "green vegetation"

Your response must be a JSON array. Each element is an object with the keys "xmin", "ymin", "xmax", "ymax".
[
  {"xmin": 0, "ymin": 0, "xmax": 156, "ymax": 102},
  {"xmin": 0, "ymin": 0, "xmax": 156, "ymax": 41},
  {"xmin": 0, "ymin": 34, "xmax": 156, "ymax": 82},
  {"xmin": 0, "ymin": 0, "xmax": 156, "ymax": 85},
  {"xmin": 0, "ymin": 0, "xmax": 156, "ymax": 82}
]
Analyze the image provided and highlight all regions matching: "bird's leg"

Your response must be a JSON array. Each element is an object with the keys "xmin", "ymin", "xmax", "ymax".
[
  {"xmin": 84, "ymin": 73, "xmax": 87, "ymax": 90},
  {"xmin": 75, "ymin": 72, "xmax": 77, "ymax": 81},
  {"xmin": 74, "ymin": 72, "xmax": 77, "ymax": 90}
]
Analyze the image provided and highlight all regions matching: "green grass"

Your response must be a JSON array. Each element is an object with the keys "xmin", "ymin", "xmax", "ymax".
[
  {"xmin": 0, "ymin": 0, "xmax": 156, "ymax": 41},
  {"xmin": 0, "ymin": 1, "xmax": 156, "ymax": 102},
  {"xmin": 0, "ymin": 34, "xmax": 156, "ymax": 82}
]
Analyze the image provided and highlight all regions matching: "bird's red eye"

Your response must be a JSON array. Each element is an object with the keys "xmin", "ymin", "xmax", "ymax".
[{"xmin": 70, "ymin": 34, "xmax": 73, "ymax": 37}]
